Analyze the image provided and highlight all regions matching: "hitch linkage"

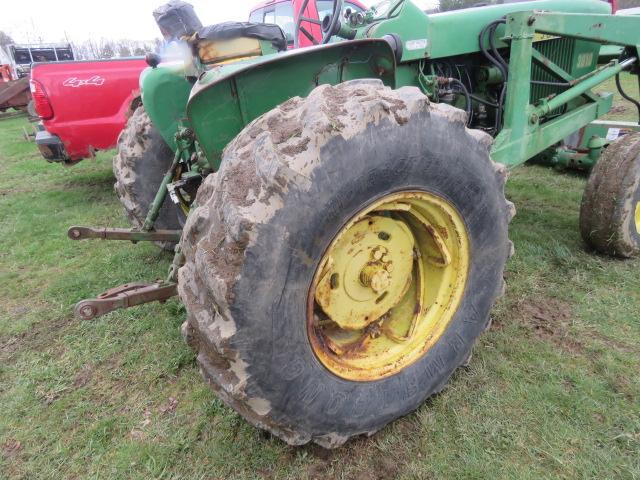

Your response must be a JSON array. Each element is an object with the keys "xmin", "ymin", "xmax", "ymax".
[{"xmin": 74, "ymin": 282, "xmax": 178, "ymax": 320}]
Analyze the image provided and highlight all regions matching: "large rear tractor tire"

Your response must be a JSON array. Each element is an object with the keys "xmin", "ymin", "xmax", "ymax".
[
  {"xmin": 580, "ymin": 132, "xmax": 640, "ymax": 258},
  {"xmin": 113, "ymin": 106, "xmax": 181, "ymax": 251},
  {"xmin": 178, "ymin": 80, "xmax": 514, "ymax": 447}
]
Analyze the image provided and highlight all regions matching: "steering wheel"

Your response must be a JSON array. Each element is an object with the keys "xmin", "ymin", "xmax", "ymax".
[{"xmin": 294, "ymin": 0, "xmax": 344, "ymax": 48}]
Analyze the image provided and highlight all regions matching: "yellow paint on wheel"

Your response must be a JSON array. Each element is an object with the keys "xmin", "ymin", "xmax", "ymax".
[
  {"xmin": 635, "ymin": 201, "xmax": 640, "ymax": 235},
  {"xmin": 307, "ymin": 191, "xmax": 470, "ymax": 381}
]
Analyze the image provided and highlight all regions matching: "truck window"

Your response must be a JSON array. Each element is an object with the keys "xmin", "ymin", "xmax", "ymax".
[
  {"xmin": 264, "ymin": 9, "xmax": 276, "ymax": 24},
  {"xmin": 249, "ymin": 1, "xmax": 295, "ymax": 44},
  {"xmin": 249, "ymin": 8, "xmax": 263, "ymax": 23},
  {"xmin": 316, "ymin": 0, "xmax": 364, "ymax": 21},
  {"xmin": 275, "ymin": 2, "xmax": 295, "ymax": 43}
]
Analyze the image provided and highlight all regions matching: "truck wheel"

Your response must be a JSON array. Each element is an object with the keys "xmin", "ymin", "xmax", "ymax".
[
  {"xmin": 178, "ymin": 80, "xmax": 514, "ymax": 447},
  {"xmin": 113, "ymin": 105, "xmax": 181, "ymax": 251},
  {"xmin": 580, "ymin": 132, "xmax": 640, "ymax": 258}
]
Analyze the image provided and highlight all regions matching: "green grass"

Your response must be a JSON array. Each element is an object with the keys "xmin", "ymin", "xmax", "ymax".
[{"xmin": 1, "ymin": 76, "xmax": 639, "ymax": 479}]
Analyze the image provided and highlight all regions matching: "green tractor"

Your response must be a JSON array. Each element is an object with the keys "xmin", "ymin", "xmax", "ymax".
[{"xmin": 70, "ymin": 0, "xmax": 640, "ymax": 447}]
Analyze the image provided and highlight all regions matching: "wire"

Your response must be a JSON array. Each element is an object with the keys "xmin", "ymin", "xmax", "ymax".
[
  {"xmin": 495, "ymin": 85, "xmax": 506, "ymax": 133},
  {"xmin": 469, "ymin": 93, "xmax": 499, "ymax": 108},
  {"xmin": 479, "ymin": 21, "xmax": 507, "ymax": 82},
  {"xmin": 615, "ymin": 72, "xmax": 640, "ymax": 125},
  {"xmin": 479, "ymin": 19, "xmax": 509, "ymax": 133},
  {"xmin": 488, "ymin": 20, "xmax": 508, "ymax": 77},
  {"xmin": 448, "ymin": 78, "xmax": 472, "ymax": 125}
]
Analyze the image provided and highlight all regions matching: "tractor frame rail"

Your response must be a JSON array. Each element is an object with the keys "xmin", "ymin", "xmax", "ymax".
[
  {"xmin": 68, "ymin": 226, "xmax": 182, "ymax": 243},
  {"xmin": 74, "ymin": 282, "xmax": 178, "ymax": 320}
]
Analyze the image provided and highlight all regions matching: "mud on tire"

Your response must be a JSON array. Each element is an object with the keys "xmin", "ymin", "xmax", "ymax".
[
  {"xmin": 113, "ymin": 105, "xmax": 181, "ymax": 251},
  {"xmin": 580, "ymin": 132, "xmax": 640, "ymax": 258},
  {"xmin": 178, "ymin": 80, "xmax": 515, "ymax": 447}
]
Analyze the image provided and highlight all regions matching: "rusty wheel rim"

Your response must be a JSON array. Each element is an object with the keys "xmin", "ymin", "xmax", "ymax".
[{"xmin": 307, "ymin": 191, "xmax": 470, "ymax": 381}]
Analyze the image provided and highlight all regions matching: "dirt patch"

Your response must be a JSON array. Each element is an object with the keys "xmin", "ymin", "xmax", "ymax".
[
  {"xmin": 303, "ymin": 435, "xmax": 402, "ymax": 480},
  {"xmin": 158, "ymin": 396, "xmax": 179, "ymax": 415},
  {"xmin": 517, "ymin": 297, "xmax": 584, "ymax": 354},
  {"xmin": 0, "ymin": 313, "xmax": 72, "ymax": 363},
  {"xmin": 281, "ymin": 137, "xmax": 311, "ymax": 156},
  {"xmin": 1, "ymin": 439, "xmax": 23, "ymax": 459},
  {"xmin": 73, "ymin": 364, "xmax": 94, "ymax": 388}
]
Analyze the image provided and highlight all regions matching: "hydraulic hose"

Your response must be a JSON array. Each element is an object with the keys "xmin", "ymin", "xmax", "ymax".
[
  {"xmin": 447, "ymin": 78, "xmax": 472, "ymax": 125},
  {"xmin": 615, "ymin": 71, "xmax": 640, "ymax": 125}
]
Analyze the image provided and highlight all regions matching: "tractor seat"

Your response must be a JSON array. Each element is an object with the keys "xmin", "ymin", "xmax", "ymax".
[{"xmin": 194, "ymin": 22, "xmax": 287, "ymax": 65}]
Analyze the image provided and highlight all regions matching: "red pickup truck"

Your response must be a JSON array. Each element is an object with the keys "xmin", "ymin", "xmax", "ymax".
[
  {"xmin": 31, "ymin": 0, "xmax": 365, "ymax": 164},
  {"xmin": 31, "ymin": 58, "xmax": 147, "ymax": 163}
]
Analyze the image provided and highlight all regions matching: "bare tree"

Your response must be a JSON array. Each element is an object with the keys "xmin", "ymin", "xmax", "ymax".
[
  {"xmin": 117, "ymin": 44, "xmax": 131, "ymax": 57},
  {"xmin": 0, "ymin": 31, "xmax": 14, "ymax": 48}
]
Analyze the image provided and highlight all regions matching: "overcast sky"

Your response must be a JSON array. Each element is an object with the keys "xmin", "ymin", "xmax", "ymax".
[{"xmin": 2, "ymin": 0, "xmax": 438, "ymax": 45}]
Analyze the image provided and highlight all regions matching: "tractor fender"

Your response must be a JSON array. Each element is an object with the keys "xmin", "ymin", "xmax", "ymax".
[
  {"xmin": 140, "ymin": 64, "xmax": 194, "ymax": 151},
  {"xmin": 186, "ymin": 39, "xmax": 397, "ymax": 169}
]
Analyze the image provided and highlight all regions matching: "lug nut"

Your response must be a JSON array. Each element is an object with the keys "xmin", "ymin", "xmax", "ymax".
[{"xmin": 360, "ymin": 264, "xmax": 391, "ymax": 293}]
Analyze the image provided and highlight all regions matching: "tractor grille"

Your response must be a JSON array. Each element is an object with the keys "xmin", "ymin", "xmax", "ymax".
[{"xmin": 531, "ymin": 37, "xmax": 575, "ymax": 116}]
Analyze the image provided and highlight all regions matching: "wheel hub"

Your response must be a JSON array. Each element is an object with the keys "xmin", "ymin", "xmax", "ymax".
[
  {"xmin": 315, "ymin": 216, "xmax": 414, "ymax": 331},
  {"xmin": 307, "ymin": 191, "xmax": 470, "ymax": 381}
]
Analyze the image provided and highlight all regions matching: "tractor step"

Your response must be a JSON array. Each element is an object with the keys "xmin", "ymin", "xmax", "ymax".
[
  {"xmin": 74, "ymin": 282, "xmax": 178, "ymax": 320},
  {"xmin": 68, "ymin": 226, "xmax": 181, "ymax": 243}
]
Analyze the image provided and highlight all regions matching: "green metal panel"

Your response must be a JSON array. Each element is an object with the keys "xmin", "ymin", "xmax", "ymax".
[
  {"xmin": 489, "ymin": 10, "xmax": 640, "ymax": 166},
  {"xmin": 531, "ymin": 11, "xmax": 640, "ymax": 45},
  {"xmin": 187, "ymin": 40, "xmax": 396, "ymax": 168},
  {"xmin": 361, "ymin": 1, "xmax": 430, "ymax": 62},
  {"xmin": 140, "ymin": 65, "xmax": 194, "ymax": 150},
  {"xmin": 531, "ymin": 37, "xmax": 598, "ymax": 114},
  {"xmin": 424, "ymin": 0, "xmax": 610, "ymax": 59}
]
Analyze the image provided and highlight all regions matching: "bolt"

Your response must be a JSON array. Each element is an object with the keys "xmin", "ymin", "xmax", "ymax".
[
  {"xmin": 378, "ymin": 232, "xmax": 391, "ymax": 241},
  {"xmin": 530, "ymin": 113, "xmax": 539, "ymax": 124},
  {"xmin": 71, "ymin": 229, "xmax": 81, "ymax": 238},
  {"xmin": 360, "ymin": 264, "xmax": 391, "ymax": 293},
  {"xmin": 385, "ymin": 262, "xmax": 394, "ymax": 273},
  {"xmin": 78, "ymin": 304, "xmax": 96, "ymax": 320}
]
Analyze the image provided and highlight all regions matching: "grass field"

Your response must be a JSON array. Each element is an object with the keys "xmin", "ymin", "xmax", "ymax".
[{"xmin": 1, "ymin": 76, "xmax": 639, "ymax": 479}]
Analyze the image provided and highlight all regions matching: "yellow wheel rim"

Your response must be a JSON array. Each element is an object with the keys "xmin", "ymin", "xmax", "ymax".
[
  {"xmin": 635, "ymin": 201, "xmax": 640, "ymax": 235},
  {"xmin": 307, "ymin": 191, "xmax": 470, "ymax": 381}
]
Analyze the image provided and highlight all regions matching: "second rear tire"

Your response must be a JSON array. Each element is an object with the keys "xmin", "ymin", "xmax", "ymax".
[
  {"xmin": 113, "ymin": 105, "xmax": 181, "ymax": 251},
  {"xmin": 580, "ymin": 132, "xmax": 640, "ymax": 258}
]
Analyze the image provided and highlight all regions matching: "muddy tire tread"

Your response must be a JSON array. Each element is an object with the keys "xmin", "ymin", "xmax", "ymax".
[{"xmin": 178, "ymin": 80, "xmax": 515, "ymax": 447}]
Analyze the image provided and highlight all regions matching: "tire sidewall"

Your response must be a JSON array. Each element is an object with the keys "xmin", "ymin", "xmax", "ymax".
[
  {"xmin": 228, "ymin": 112, "xmax": 509, "ymax": 437},
  {"xmin": 622, "ymin": 161, "xmax": 640, "ymax": 249}
]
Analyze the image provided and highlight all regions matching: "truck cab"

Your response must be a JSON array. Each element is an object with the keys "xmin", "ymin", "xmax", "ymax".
[{"xmin": 249, "ymin": 0, "xmax": 367, "ymax": 47}]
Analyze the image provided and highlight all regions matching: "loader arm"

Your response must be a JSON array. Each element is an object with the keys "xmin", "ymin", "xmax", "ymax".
[{"xmin": 492, "ymin": 11, "xmax": 640, "ymax": 166}]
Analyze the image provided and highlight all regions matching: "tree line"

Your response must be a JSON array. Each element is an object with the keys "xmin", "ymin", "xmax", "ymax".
[{"xmin": 0, "ymin": 31, "xmax": 160, "ymax": 61}]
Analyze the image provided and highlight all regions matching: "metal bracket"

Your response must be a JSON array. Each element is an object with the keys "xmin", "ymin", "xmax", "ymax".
[
  {"xmin": 68, "ymin": 226, "xmax": 181, "ymax": 243},
  {"xmin": 74, "ymin": 282, "xmax": 178, "ymax": 320}
]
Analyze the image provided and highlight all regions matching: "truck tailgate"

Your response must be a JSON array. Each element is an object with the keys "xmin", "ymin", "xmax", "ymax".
[{"xmin": 31, "ymin": 58, "xmax": 147, "ymax": 161}]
